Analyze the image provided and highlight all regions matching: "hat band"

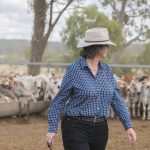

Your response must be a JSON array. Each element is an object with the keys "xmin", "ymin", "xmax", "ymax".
[{"xmin": 85, "ymin": 39, "xmax": 109, "ymax": 42}]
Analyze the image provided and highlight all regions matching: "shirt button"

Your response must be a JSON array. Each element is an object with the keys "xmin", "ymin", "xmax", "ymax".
[
  {"xmin": 97, "ymin": 89, "xmax": 99, "ymax": 91},
  {"xmin": 97, "ymin": 108, "xmax": 99, "ymax": 110}
]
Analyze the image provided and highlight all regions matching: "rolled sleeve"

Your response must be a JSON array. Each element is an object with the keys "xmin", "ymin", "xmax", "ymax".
[{"xmin": 48, "ymin": 66, "xmax": 73, "ymax": 133}]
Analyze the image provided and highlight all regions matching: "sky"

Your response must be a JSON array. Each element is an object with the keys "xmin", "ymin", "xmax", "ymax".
[{"xmin": 0, "ymin": 0, "xmax": 100, "ymax": 42}]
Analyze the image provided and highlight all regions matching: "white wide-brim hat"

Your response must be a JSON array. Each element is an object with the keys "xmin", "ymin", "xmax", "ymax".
[{"xmin": 77, "ymin": 27, "xmax": 116, "ymax": 48}]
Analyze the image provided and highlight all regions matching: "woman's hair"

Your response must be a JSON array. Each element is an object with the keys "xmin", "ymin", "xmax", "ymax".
[{"xmin": 80, "ymin": 45, "xmax": 103, "ymax": 59}]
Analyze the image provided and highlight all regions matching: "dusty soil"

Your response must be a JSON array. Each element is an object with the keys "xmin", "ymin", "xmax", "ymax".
[{"xmin": 0, "ymin": 115, "xmax": 150, "ymax": 150}]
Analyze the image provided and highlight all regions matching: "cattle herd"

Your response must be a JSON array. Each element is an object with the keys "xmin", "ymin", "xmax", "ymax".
[
  {"xmin": 0, "ymin": 73, "xmax": 61, "ymax": 103},
  {"xmin": 0, "ymin": 70, "xmax": 150, "ymax": 120},
  {"xmin": 112, "ymin": 74, "xmax": 150, "ymax": 120}
]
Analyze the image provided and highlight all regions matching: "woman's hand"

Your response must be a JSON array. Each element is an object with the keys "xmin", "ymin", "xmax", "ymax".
[
  {"xmin": 126, "ymin": 128, "xmax": 136, "ymax": 143},
  {"xmin": 46, "ymin": 132, "xmax": 57, "ymax": 147}
]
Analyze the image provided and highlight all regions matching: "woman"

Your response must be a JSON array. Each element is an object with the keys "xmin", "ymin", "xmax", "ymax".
[{"xmin": 46, "ymin": 27, "xmax": 136, "ymax": 150}]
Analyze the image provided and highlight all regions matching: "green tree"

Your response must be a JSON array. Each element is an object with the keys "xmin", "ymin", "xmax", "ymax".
[
  {"xmin": 61, "ymin": 5, "xmax": 123, "ymax": 59},
  {"xmin": 99, "ymin": 0, "xmax": 150, "ymax": 63},
  {"xmin": 99, "ymin": 0, "xmax": 150, "ymax": 49}
]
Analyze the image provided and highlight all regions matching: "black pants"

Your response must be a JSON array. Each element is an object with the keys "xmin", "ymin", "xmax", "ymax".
[{"xmin": 61, "ymin": 116, "xmax": 108, "ymax": 150}]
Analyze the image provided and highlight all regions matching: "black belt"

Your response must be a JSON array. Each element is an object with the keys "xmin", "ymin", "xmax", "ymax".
[{"xmin": 64, "ymin": 116, "xmax": 106, "ymax": 123}]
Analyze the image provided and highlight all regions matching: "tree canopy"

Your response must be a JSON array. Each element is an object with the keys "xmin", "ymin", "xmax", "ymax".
[
  {"xmin": 99, "ymin": 0, "xmax": 150, "ymax": 48},
  {"xmin": 61, "ymin": 5, "xmax": 123, "ymax": 59}
]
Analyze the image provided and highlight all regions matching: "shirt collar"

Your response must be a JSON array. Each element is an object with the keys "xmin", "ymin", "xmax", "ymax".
[{"xmin": 80, "ymin": 56, "xmax": 106, "ymax": 70}]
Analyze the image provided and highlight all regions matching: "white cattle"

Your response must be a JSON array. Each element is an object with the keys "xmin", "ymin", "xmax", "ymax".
[
  {"xmin": 121, "ymin": 80, "xmax": 142, "ymax": 118},
  {"xmin": 14, "ymin": 75, "xmax": 35, "ymax": 92},
  {"xmin": 141, "ymin": 80, "xmax": 150, "ymax": 120},
  {"xmin": 44, "ymin": 77, "xmax": 62, "ymax": 101},
  {"xmin": 125, "ymin": 83, "xmax": 132, "ymax": 115},
  {"xmin": 9, "ymin": 80, "xmax": 36, "ymax": 102},
  {"xmin": 33, "ymin": 75, "xmax": 48, "ymax": 101},
  {"xmin": 133, "ymin": 81, "xmax": 143, "ymax": 117},
  {"xmin": 0, "ymin": 92, "xmax": 12, "ymax": 102},
  {"xmin": 14, "ymin": 73, "xmax": 54, "ymax": 101},
  {"xmin": 0, "ymin": 85, "xmax": 18, "ymax": 102},
  {"xmin": 0, "ymin": 72, "xmax": 60, "ymax": 101}
]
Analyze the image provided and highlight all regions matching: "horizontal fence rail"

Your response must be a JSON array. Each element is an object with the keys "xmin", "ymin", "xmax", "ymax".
[
  {"xmin": 0, "ymin": 61, "xmax": 150, "ymax": 69},
  {"xmin": 110, "ymin": 64, "xmax": 150, "ymax": 69}
]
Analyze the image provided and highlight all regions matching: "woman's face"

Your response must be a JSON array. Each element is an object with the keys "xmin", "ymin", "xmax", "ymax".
[{"xmin": 98, "ymin": 45, "xmax": 109, "ymax": 58}]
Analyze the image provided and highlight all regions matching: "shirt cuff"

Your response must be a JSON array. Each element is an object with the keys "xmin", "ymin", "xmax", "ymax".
[{"xmin": 48, "ymin": 125, "xmax": 58, "ymax": 133}]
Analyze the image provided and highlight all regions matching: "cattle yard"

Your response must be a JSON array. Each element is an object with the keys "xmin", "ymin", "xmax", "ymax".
[{"xmin": 0, "ymin": 63, "xmax": 150, "ymax": 150}]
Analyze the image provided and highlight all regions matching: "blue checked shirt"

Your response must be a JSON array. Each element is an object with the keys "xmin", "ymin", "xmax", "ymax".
[{"xmin": 48, "ymin": 57, "xmax": 133, "ymax": 133}]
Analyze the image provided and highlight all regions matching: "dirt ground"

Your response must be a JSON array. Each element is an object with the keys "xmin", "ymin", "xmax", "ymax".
[{"xmin": 0, "ymin": 115, "xmax": 150, "ymax": 150}]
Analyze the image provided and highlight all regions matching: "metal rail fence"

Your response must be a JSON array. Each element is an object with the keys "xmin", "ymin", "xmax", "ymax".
[{"xmin": 0, "ymin": 61, "xmax": 150, "ymax": 69}]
